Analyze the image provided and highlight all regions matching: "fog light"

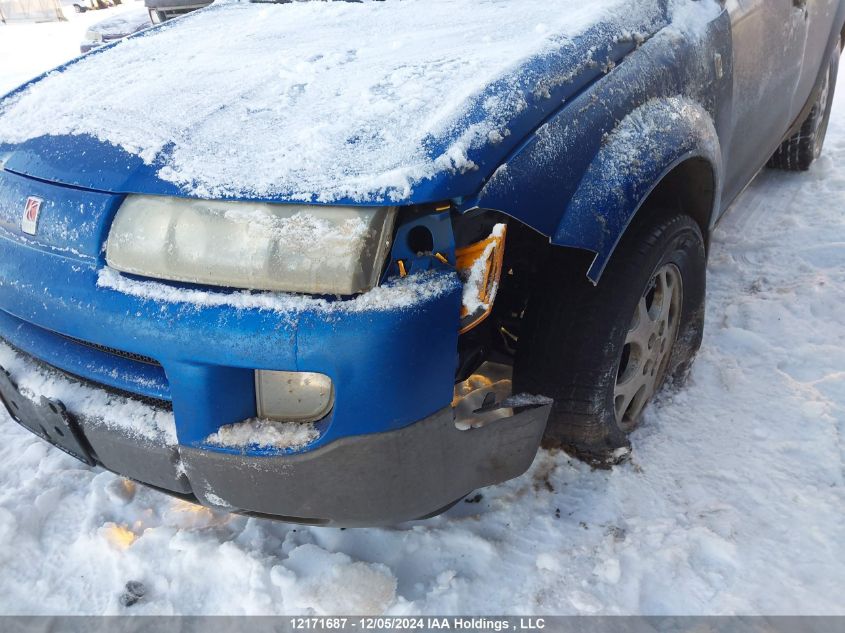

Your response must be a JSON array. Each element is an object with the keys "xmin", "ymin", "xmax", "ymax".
[{"xmin": 255, "ymin": 370, "xmax": 335, "ymax": 423}]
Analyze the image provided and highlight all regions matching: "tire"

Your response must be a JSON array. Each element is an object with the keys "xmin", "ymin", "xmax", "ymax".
[
  {"xmin": 513, "ymin": 211, "xmax": 707, "ymax": 466},
  {"xmin": 768, "ymin": 44, "xmax": 839, "ymax": 172}
]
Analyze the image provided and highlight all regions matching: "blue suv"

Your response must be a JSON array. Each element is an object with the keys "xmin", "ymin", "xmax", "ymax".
[{"xmin": 0, "ymin": 0, "xmax": 842, "ymax": 525}]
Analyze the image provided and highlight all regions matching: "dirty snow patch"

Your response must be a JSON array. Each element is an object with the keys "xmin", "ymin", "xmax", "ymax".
[
  {"xmin": 501, "ymin": 394, "xmax": 554, "ymax": 408},
  {"xmin": 272, "ymin": 545, "xmax": 398, "ymax": 616}
]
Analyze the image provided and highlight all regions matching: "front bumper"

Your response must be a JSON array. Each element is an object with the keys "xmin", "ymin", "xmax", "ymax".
[
  {"xmin": 0, "ymin": 168, "xmax": 463, "ymax": 450},
  {"xmin": 0, "ymin": 168, "xmax": 550, "ymax": 525},
  {"xmin": 0, "ymin": 352, "xmax": 549, "ymax": 525}
]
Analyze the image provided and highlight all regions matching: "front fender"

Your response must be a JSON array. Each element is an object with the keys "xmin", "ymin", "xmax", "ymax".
[
  {"xmin": 558, "ymin": 97, "xmax": 721, "ymax": 281},
  {"xmin": 466, "ymin": 6, "xmax": 730, "ymax": 283}
]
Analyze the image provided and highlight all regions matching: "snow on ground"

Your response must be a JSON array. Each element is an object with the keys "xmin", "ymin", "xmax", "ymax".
[
  {"xmin": 0, "ymin": 13, "xmax": 843, "ymax": 617},
  {"xmin": 0, "ymin": 1, "xmax": 147, "ymax": 96}
]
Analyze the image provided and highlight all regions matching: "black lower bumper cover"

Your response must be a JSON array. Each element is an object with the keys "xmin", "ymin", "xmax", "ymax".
[
  {"xmin": 1, "ymin": 365, "xmax": 551, "ymax": 527},
  {"xmin": 183, "ymin": 404, "xmax": 551, "ymax": 526}
]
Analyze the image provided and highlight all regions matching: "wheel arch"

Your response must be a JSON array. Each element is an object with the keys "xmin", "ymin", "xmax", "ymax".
[
  {"xmin": 622, "ymin": 154, "xmax": 718, "ymax": 253},
  {"xmin": 552, "ymin": 98, "xmax": 722, "ymax": 284}
]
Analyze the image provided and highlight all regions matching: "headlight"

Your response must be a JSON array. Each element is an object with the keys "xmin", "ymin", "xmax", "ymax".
[{"xmin": 106, "ymin": 196, "xmax": 397, "ymax": 295}]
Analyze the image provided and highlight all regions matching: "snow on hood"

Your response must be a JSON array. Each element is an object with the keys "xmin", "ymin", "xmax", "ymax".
[{"xmin": 0, "ymin": 0, "xmax": 667, "ymax": 202}]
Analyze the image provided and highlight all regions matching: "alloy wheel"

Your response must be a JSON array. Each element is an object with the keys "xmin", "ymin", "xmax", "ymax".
[{"xmin": 614, "ymin": 263, "xmax": 683, "ymax": 431}]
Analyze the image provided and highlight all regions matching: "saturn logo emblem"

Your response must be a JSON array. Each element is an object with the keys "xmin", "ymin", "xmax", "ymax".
[{"xmin": 21, "ymin": 196, "xmax": 43, "ymax": 235}]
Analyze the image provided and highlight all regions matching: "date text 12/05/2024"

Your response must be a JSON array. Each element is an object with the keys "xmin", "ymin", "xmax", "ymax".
[{"xmin": 289, "ymin": 617, "xmax": 547, "ymax": 630}]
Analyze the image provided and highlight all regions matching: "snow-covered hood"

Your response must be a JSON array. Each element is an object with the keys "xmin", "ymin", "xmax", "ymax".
[{"xmin": 0, "ymin": 0, "xmax": 668, "ymax": 205}]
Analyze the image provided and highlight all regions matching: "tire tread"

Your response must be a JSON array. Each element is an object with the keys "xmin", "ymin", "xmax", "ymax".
[{"xmin": 514, "ymin": 211, "xmax": 706, "ymax": 464}]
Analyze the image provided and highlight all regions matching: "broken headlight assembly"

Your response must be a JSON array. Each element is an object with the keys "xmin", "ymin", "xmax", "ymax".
[
  {"xmin": 385, "ymin": 206, "xmax": 518, "ymax": 430},
  {"xmin": 105, "ymin": 195, "xmax": 397, "ymax": 295},
  {"xmin": 455, "ymin": 223, "xmax": 507, "ymax": 334},
  {"xmin": 389, "ymin": 206, "xmax": 508, "ymax": 334}
]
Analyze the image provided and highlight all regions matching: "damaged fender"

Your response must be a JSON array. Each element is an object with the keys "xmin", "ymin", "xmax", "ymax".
[
  {"xmin": 556, "ymin": 98, "xmax": 722, "ymax": 281},
  {"xmin": 467, "ymin": 12, "xmax": 730, "ymax": 283}
]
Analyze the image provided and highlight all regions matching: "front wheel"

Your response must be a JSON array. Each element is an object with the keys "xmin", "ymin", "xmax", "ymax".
[{"xmin": 514, "ymin": 212, "xmax": 707, "ymax": 466}]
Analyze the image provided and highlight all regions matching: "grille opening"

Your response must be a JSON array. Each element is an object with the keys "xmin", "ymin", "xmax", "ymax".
[
  {"xmin": 59, "ymin": 334, "xmax": 161, "ymax": 367},
  {"xmin": 1, "ymin": 336, "xmax": 171, "ymax": 410}
]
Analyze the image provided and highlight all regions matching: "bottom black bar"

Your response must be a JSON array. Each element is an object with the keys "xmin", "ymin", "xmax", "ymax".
[{"xmin": 0, "ymin": 616, "xmax": 842, "ymax": 633}]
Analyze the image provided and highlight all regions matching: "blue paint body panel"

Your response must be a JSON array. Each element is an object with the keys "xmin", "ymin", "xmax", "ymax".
[
  {"xmin": 0, "ymin": 165, "xmax": 462, "ymax": 453},
  {"xmin": 466, "ymin": 13, "xmax": 733, "ymax": 280},
  {"xmin": 0, "ymin": 0, "xmax": 843, "ymax": 473}
]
